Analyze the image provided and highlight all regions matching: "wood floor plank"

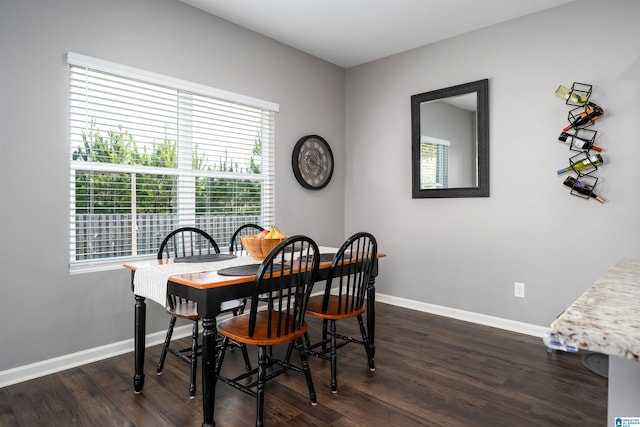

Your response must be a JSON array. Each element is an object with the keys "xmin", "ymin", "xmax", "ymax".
[
  {"xmin": 3, "ymin": 376, "xmax": 66, "ymax": 426},
  {"xmin": 0, "ymin": 388, "xmax": 19, "ymax": 426},
  {"xmin": 57, "ymin": 367, "xmax": 132, "ymax": 427},
  {"xmin": 34, "ymin": 374, "xmax": 94, "ymax": 426},
  {"xmin": 100, "ymin": 380, "xmax": 176, "ymax": 427}
]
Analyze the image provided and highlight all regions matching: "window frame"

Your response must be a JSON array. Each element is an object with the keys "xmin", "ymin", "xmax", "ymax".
[{"xmin": 67, "ymin": 53, "xmax": 279, "ymax": 273}]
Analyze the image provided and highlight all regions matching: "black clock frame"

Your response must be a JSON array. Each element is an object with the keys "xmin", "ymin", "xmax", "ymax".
[{"xmin": 291, "ymin": 134, "xmax": 334, "ymax": 190}]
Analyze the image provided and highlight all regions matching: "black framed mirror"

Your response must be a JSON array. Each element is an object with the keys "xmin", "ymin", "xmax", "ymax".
[{"xmin": 411, "ymin": 79, "xmax": 489, "ymax": 198}]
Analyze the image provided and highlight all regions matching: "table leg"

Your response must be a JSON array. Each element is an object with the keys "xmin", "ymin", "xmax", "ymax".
[
  {"xmin": 201, "ymin": 316, "xmax": 217, "ymax": 427},
  {"xmin": 133, "ymin": 295, "xmax": 146, "ymax": 393},
  {"xmin": 366, "ymin": 277, "xmax": 376, "ymax": 358}
]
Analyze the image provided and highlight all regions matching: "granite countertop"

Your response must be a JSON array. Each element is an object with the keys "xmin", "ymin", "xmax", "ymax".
[{"xmin": 550, "ymin": 258, "xmax": 640, "ymax": 361}]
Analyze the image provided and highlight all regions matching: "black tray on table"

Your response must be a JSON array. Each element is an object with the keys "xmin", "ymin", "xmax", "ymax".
[
  {"xmin": 174, "ymin": 253, "xmax": 237, "ymax": 263},
  {"xmin": 217, "ymin": 263, "xmax": 291, "ymax": 276}
]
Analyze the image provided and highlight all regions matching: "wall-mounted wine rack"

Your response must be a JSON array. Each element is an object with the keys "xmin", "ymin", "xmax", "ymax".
[{"xmin": 554, "ymin": 82, "xmax": 605, "ymax": 204}]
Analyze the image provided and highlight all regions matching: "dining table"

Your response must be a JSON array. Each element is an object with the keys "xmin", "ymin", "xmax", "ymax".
[{"xmin": 124, "ymin": 246, "xmax": 384, "ymax": 427}]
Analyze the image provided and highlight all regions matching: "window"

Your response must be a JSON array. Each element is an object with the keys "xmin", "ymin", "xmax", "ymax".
[
  {"xmin": 420, "ymin": 135, "xmax": 449, "ymax": 189},
  {"xmin": 68, "ymin": 53, "xmax": 279, "ymax": 272}
]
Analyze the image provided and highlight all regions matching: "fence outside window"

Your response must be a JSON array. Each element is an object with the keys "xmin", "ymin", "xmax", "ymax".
[{"xmin": 73, "ymin": 214, "xmax": 261, "ymax": 261}]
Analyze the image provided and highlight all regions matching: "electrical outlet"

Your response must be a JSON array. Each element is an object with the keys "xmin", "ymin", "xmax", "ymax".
[{"xmin": 514, "ymin": 282, "xmax": 525, "ymax": 298}]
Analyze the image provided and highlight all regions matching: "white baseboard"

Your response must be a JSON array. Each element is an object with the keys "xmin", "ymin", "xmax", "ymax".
[
  {"xmin": 0, "ymin": 295, "xmax": 548, "ymax": 389},
  {"xmin": 376, "ymin": 293, "xmax": 549, "ymax": 338}
]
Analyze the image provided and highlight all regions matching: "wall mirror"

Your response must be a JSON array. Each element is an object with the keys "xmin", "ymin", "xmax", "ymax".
[{"xmin": 411, "ymin": 79, "xmax": 489, "ymax": 198}]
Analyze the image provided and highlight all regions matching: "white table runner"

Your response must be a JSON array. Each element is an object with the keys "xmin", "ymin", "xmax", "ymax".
[{"xmin": 133, "ymin": 247, "xmax": 337, "ymax": 307}]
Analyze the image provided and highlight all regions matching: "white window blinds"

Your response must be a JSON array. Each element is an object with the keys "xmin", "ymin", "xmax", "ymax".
[{"xmin": 68, "ymin": 53, "xmax": 278, "ymax": 272}]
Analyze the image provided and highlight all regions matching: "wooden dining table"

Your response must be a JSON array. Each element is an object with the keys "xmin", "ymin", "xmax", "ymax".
[{"xmin": 124, "ymin": 248, "xmax": 384, "ymax": 427}]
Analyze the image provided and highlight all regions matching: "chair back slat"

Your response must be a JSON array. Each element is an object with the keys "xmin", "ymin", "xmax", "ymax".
[
  {"xmin": 248, "ymin": 235, "xmax": 319, "ymax": 339},
  {"xmin": 229, "ymin": 223, "xmax": 265, "ymax": 253},
  {"xmin": 324, "ymin": 232, "xmax": 377, "ymax": 315}
]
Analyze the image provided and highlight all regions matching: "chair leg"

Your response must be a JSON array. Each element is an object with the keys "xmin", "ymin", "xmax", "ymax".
[
  {"xmin": 215, "ymin": 336, "xmax": 230, "ymax": 375},
  {"xmin": 321, "ymin": 319, "xmax": 328, "ymax": 351},
  {"xmin": 295, "ymin": 337, "xmax": 317, "ymax": 405},
  {"xmin": 240, "ymin": 342, "xmax": 252, "ymax": 371},
  {"xmin": 330, "ymin": 320, "xmax": 338, "ymax": 393},
  {"xmin": 157, "ymin": 316, "xmax": 177, "ymax": 375},
  {"xmin": 256, "ymin": 346, "xmax": 267, "ymax": 427},
  {"xmin": 303, "ymin": 331, "xmax": 312, "ymax": 349},
  {"xmin": 284, "ymin": 340, "xmax": 295, "ymax": 363},
  {"xmin": 189, "ymin": 320, "xmax": 198, "ymax": 399},
  {"xmin": 357, "ymin": 314, "xmax": 375, "ymax": 371}
]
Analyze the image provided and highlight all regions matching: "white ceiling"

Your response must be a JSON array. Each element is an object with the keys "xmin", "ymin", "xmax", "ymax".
[{"xmin": 179, "ymin": 0, "xmax": 576, "ymax": 68}]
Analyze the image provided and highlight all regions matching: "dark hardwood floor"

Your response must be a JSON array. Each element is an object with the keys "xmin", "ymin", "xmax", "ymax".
[{"xmin": 1, "ymin": 303, "xmax": 607, "ymax": 426}]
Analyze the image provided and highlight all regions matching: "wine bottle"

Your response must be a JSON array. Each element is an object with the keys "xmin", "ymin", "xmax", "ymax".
[
  {"xmin": 556, "ymin": 154, "xmax": 603, "ymax": 175},
  {"xmin": 562, "ymin": 102, "xmax": 604, "ymax": 132},
  {"xmin": 563, "ymin": 176, "xmax": 605, "ymax": 203},
  {"xmin": 555, "ymin": 85, "xmax": 587, "ymax": 105},
  {"xmin": 558, "ymin": 132, "xmax": 602, "ymax": 152}
]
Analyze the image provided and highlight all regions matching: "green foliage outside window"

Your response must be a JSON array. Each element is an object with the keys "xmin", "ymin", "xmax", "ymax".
[{"xmin": 72, "ymin": 121, "xmax": 261, "ymax": 215}]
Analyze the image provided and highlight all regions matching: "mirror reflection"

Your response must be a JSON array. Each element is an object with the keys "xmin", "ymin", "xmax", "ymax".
[
  {"xmin": 411, "ymin": 79, "xmax": 489, "ymax": 198},
  {"xmin": 419, "ymin": 93, "xmax": 477, "ymax": 189}
]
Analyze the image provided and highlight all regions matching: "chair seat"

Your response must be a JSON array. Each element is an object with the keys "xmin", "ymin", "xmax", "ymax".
[
  {"xmin": 218, "ymin": 311, "xmax": 307, "ymax": 346},
  {"xmin": 306, "ymin": 295, "xmax": 367, "ymax": 320},
  {"xmin": 166, "ymin": 298, "xmax": 244, "ymax": 320},
  {"xmin": 166, "ymin": 300, "xmax": 199, "ymax": 319}
]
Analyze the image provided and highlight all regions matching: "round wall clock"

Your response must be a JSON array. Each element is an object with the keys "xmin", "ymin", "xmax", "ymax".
[{"xmin": 292, "ymin": 135, "xmax": 334, "ymax": 190}]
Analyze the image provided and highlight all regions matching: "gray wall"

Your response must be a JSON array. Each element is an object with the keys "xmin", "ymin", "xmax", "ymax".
[
  {"xmin": 346, "ymin": 0, "xmax": 640, "ymax": 326},
  {"xmin": 0, "ymin": 0, "xmax": 346, "ymax": 371}
]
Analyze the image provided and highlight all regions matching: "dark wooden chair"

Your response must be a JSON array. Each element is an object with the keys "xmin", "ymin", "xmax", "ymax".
[
  {"xmin": 215, "ymin": 235, "xmax": 320, "ymax": 427},
  {"xmin": 156, "ymin": 226, "xmax": 251, "ymax": 399},
  {"xmin": 304, "ymin": 232, "xmax": 377, "ymax": 393},
  {"xmin": 229, "ymin": 223, "xmax": 265, "ymax": 253}
]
